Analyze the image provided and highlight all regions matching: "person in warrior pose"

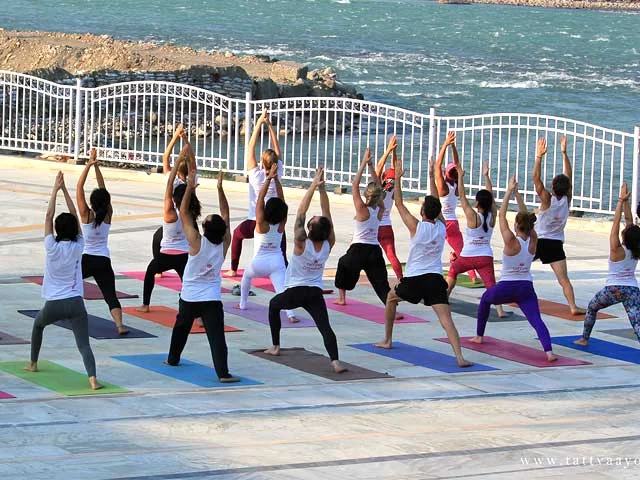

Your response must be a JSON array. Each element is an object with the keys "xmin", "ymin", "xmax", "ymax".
[
  {"xmin": 446, "ymin": 160, "xmax": 506, "ymax": 317},
  {"xmin": 472, "ymin": 175, "xmax": 558, "ymax": 362},
  {"xmin": 533, "ymin": 136, "xmax": 585, "ymax": 315},
  {"xmin": 236, "ymin": 164, "xmax": 297, "ymax": 321},
  {"xmin": 26, "ymin": 171, "xmax": 102, "ymax": 390},
  {"xmin": 225, "ymin": 110, "xmax": 286, "ymax": 278},
  {"xmin": 264, "ymin": 168, "xmax": 346, "ymax": 373},
  {"xmin": 334, "ymin": 148, "xmax": 390, "ymax": 306},
  {"xmin": 136, "ymin": 141, "xmax": 201, "ymax": 312},
  {"xmin": 76, "ymin": 148, "xmax": 129, "ymax": 335},
  {"xmin": 165, "ymin": 161, "xmax": 239, "ymax": 383},
  {"xmin": 574, "ymin": 183, "xmax": 640, "ymax": 346},
  {"xmin": 435, "ymin": 131, "xmax": 478, "ymax": 283},
  {"xmin": 374, "ymin": 158, "xmax": 472, "ymax": 368}
]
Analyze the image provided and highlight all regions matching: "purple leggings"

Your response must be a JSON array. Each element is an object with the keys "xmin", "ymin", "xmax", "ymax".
[
  {"xmin": 230, "ymin": 219, "xmax": 287, "ymax": 272},
  {"xmin": 478, "ymin": 280, "xmax": 552, "ymax": 352}
]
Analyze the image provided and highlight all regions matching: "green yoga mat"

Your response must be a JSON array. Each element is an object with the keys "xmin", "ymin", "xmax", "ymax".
[
  {"xmin": 0, "ymin": 361, "xmax": 128, "ymax": 396},
  {"xmin": 443, "ymin": 269, "xmax": 485, "ymax": 289}
]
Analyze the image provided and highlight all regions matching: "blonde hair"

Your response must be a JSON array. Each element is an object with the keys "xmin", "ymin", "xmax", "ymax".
[
  {"xmin": 261, "ymin": 149, "xmax": 278, "ymax": 169},
  {"xmin": 364, "ymin": 182, "xmax": 384, "ymax": 207}
]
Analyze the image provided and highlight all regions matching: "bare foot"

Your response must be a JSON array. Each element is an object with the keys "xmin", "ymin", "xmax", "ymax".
[
  {"xmin": 163, "ymin": 359, "xmax": 179, "ymax": 366},
  {"xmin": 497, "ymin": 311, "xmax": 512, "ymax": 318},
  {"xmin": 154, "ymin": 273, "xmax": 164, "ymax": 279},
  {"xmin": 220, "ymin": 375, "xmax": 241, "ymax": 383},
  {"xmin": 89, "ymin": 376, "xmax": 103, "ymax": 390},
  {"xmin": 470, "ymin": 277, "xmax": 478, "ymax": 285},
  {"xmin": 224, "ymin": 270, "xmax": 238, "ymax": 278},
  {"xmin": 23, "ymin": 362, "xmax": 37, "ymax": 372},
  {"xmin": 457, "ymin": 359, "xmax": 474, "ymax": 368},
  {"xmin": 395, "ymin": 313, "xmax": 405, "ymax": 320},
  {"xmin": 264, "ymin": 346, "xmax": 281, "ymax": 356},
  {"xmin": 573, "ymin": 338, "xmax": 589, "ymax": 347},
  {"xmin": 333, "ymin": 299, "xmax": 347, "ymax": 306},
  {"xmin": 117, "ymin": 325, "xmax": 130, "ymax": 336},
  {"xmin": 374, "ymin": 340, "xmax": 392, "ymax": 349},
  {"xmin": 469, "ymin": 336, "xmax": 483, "ymax": 344},
  {"xmin": 546, "ymin": 352, "xmax": 558, "ymax": 362},
  {"xmin": 288, "ymin": 316, "xmax": 300, "ymax": 324},
  {"xmin": 135, "ymin": 305, "xmax": 150, "ymax": 313},
  {"xmin": 195, "ymin": 317, "xmax": 204, "ymax": 328},
  {"xmin": 234, "ymin": 304, "xmax": 246, "ymax": 310},
  {"xmin": 571, "ymin": 306, "xmax": 587, "ymax": 316},
  {"xmin": 331, "ymin": 360, "xmax": 348, "ymax": 373}
]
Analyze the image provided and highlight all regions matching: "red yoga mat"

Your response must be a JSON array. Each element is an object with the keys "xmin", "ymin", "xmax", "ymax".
[
  {"xmin": 22, "ymin": 276, "xmax": 138, "ymax": 300},
  {"xmin": 221, "ymin": 270, "xmax": 333, "ymax": 294},
  {"xmin": 327, "ymin": 297, "xmax": 429, "ymax": 324},
  {"xmin": 435, "ymin": 336, "xmax": 591, "ymax": 367},
  {"xmin": 509, "ymin": 299, "xmax": 615, "ymax": 321},
  {"xmin": 122, "ymin": 306, "xmax": 241, "ymax": 333}
]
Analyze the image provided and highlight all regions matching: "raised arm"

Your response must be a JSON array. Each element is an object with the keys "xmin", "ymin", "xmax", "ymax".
[
  {"xmin": 256, "ymin": 164, "xmax": 277, "ymax": 224},
  {"xmin": 318, "ymin": 173, "xmax": 335, "ymax": 248},
  {"xmin": 294, "ymin": 169, "xmax": 322, "ymax": 250},
  {"xmin": 457, "ymin": 164, "xmax": 477, "ymax": 226},
  {"xmin": 217, "ymin": 172, "xmax": 232, "ymax": 257},
  {"xmin": 394, "ymin": 155, "xmax": 418, "ymax": 236},
  {"xmin": 352, "ymin": 148, "xmax": 371, "ymax": 214},
  {"xmin": 482, "ymin": 161, "xmax": 498, "ymax": 222},
  {"xmin": 434, "ymin": 132, "xmax": 455, "ymax": 197},
  {"xmin": 162, "ymin": 124, "xmax": 184, "ymax": 174},
  {"xmin": 560, "ymin": 135, "xmax": 573, "ymax": 201},
  {"xmin": 533, "ymin": 137, "xmax": 551, "ymax": 208},
  {"xmin": 247, "ymin": 110, "xmax": 268, "ymax": 171},
  {"xmin": 515, "ymin": 189, "xmax": 527, "ymax": 212},
  {"xmin": 76, "ymin": 148, "xmax": 97, "ymax": 222},
  {"xmin": 45, "ymin": 172, "xmax": 64, "ymax": 237},
  {"xmin": 164, "ymin": 147, "xmax": 182, "ymax": 222},
  {"xmin": 375, "ymin": 135, "xmax": 397, "ymax": 178},
  {"xmin": 264, "ymin": 113, "xmax": 281, "ymax": 160},
  {"xmin": 610, "ymin": 183, "xmax": 630, "ymax": 259},
  {"xmin": 499, "ymin": 176, "xmax": 518, "ymax": 248},
  {"xmin": 180, "ymin": 159, "xmax": 201, "ymax": 253}
]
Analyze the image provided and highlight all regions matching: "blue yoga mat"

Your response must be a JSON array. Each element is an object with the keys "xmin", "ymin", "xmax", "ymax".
[
  {"xmin": 18, "ymin": 310, "xmax": 156, "ymax": 340},
  {"xmin": 349, "ymin": 342, "xmax": 499, "ymax": 373},
  {"xmin": 113, "ymin": 354, "xmax": 261, "ymax": 387},
  {"xmin": 552, "ymin": 336, "xmax": 640, "ymax": 364}
]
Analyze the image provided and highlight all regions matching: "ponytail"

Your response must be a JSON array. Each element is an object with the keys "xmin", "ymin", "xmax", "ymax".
[
  {"xmin": 481, "ymin": 210, "xmax": 489, "ymax": 233},
  {"xmin": 475, "ymin": 189, "xmax": 494, "ymax": 233},
  {"xmin": 89, "ymin": 188, "xmax": 111, "ymax": 228},
  {"xmin": 515, "ymin": 211, "xmax": 537, "ymax": 236}
]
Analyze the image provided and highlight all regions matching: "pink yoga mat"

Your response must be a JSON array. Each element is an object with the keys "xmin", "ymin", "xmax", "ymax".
[
  {"xmin": 0, "ymin": 391, "xmax": 15, "ymax": 399},
  {"xmin": 22, "ymin": 276, "xmax": 138, "ymax": 300},
  {"xmin": 435, "ymin": 336, "xmax": 591, "ymax": 368},
  {"xmin": 327, "ymin": 297, "xmax": 428, "ymax": 324},
  {"xmin": 222, "ymin": 301, "xmax": 314, "ymax": 328},
  {"xmin": 121, "ymin": 272, "xmax": 231, "ymax": 294}
]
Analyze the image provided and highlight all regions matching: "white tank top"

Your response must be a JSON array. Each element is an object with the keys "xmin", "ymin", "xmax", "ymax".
[
  {"xmin": 181, "ymin": 236, "xmax": 224, "ymax": 302},
  {"xmin": 537, "ymin": 196, "xmax": 569, "ymax": 241},
  {"xmin": 352, "ymin": 206, "xmax": 381, "ymax": 245},
  {"xmin": 379, "ymin": 191, "xmax": 394, "ymax": 227},
  {"xmin": 440, "ymin": 182, "xmax": 458, "ymax": 221},
  {"xmin": 461, "ymin": 211, "xmax": 494, "ymax": 258},
  {"xmin": 81, "ymin": 222, "xmax": 110, "ymax": 258},
  {"xmin": 404, "ymin": 221, "xmax": 446, "ymax": 277},
  {"xmin": 606, "ymin": 247, "xmax": 639, "ymax": 288},
  {"xmin": 254, "ymin": 224, "xmax": 283, "ymax": 258},
  {"xmin": 500, "ymin": 237, "xmax": 534, "ymax": 282},
  {"xmin": 285, "ymin": 239, "xmax": 331, "ymax": 289},
  {"xmin": 160, "ymin": 214, "xmax": 190, "ymax": 253}
]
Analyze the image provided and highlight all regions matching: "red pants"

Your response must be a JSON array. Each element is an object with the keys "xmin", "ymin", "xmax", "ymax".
[
  {"xmin": 448, "ymin": 255, "xmax": 496, "ymax": 289},
  {"xmin": 445, "ymin": 220, "xmax": 477, "ymax": 281},
  {"xmin": 230, "ymin": 219, "xmax": 287, "ymax": 272},
  {"xmin": 378, "ymin": 225, "xmax": 403, "ymax": 280}
]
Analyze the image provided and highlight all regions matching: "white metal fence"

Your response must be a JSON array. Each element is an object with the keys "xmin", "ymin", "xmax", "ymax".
[{"xmin": 1, "ymin": 70, "xmax": 638, "ymax": 215}]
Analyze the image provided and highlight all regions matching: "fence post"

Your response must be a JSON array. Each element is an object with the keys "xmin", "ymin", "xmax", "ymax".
[
  {"xmin": 243, "ymin": 91, "xmax": 253, "ymax": 174},
  {"xmin": 633, "ymin": 125, "xmax": 640, "ymax": 219},
  {"xmin": 73, "ymin": 78, "xmax": 82, "ymax": 163},
  {"xmin": 427, "ymin": 107, "xmax": 436, "ymax": 161}
]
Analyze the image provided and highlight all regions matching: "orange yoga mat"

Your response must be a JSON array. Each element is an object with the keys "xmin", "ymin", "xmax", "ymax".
[
  {"xmin": 510, "ymin": 299, "xmax": 615, "ymax": 322},
  {"xmin": 122, "ymin": 306, "xmax": 242, "ymax": 333}
]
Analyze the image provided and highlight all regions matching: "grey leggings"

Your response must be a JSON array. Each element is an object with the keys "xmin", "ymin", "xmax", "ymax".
[{"xmin": 30, "ymin": 296, "xmax": 97, "ymax": 377}]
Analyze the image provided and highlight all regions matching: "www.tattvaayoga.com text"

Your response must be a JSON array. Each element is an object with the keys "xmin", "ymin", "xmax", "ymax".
[{"xmin": 521, "ymin": 457, "xmax": 640, "ymax": 468}]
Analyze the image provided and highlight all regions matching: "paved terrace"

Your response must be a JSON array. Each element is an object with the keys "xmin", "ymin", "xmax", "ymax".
[{"xmin": 0, "ymin": 155, "xmax": 638, "ymax": 479}]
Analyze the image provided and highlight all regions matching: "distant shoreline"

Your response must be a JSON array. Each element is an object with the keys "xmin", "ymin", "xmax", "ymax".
[{"xmin": 438, "ymin": 0, "xmax": 640, "ymax": 10}]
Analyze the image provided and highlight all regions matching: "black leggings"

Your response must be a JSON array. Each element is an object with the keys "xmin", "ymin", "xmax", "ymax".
[
  {"xmin": 335, "ymin": 243, "xmax": 390, "ymax": 305},
  {"xmin": 268, "ymin": 286, "xmax": 339, "ymax": 361},
  {"xmin": 167, "ymin": 299, "xmax": 232, "ymax": 379},
  {"xmin": 152, "ymin": 226, "xmax": 163, "ymax": 259},
  {"xmin": 82, "ymin": 254, "xmax": 121, "ymax": 311},
  {"xmin": 142, "ymin": 252, "xmax": 188, "ymax": 306}
]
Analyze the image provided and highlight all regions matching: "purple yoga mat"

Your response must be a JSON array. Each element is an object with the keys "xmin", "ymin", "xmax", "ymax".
[
  {"xmin": 22, "ymin": 276, "xmax": 138, "ymax": 300},
  {"xmin": 222, "ymin": 301, "xmax": 314, "ymax": 328},
  {"xmin": 0, "ymin": 331, "xmax": 29, "ymax": 345},
  {"xmin": 327, "ymin": 297, "xmax": 429, "ymax": 324}
]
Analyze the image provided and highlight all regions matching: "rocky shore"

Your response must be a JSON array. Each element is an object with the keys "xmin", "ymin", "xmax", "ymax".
[
  {"xmin": 0, "ymin": 29, "xmax": 362, "ymax": 100},
  {"xmin": 438, "ymin": 0, "xmax": 640, "ymax": 10}
]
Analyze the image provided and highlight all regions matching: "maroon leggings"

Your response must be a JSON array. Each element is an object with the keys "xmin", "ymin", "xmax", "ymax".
[{"xmin": 230, "ymin": 219, "xmax": 288, "ymax": 271}]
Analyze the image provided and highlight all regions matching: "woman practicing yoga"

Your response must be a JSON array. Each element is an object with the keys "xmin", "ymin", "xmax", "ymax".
[
  {"xmin": 226, "ymin": 109, "xmax": 286, "ymax": 278},
  {"xmin": 264, "ymin": 168, "xmax": 346, "ymax": 373},
  {"xmin": 136, "ymin": 142, "xmax": 201, "ymax": 312},
  {"xmin": 472, "ymin": 175, "xmax": 558, "ymax": 362},
  {"xmin": 374, "ymin": 159, "xmax": 472, "ymax": 368},
  {"xmin": 533, "ymin": 136, "xmax": 585, "ymax": 315},
  {"xmin": 26, "ymin": 171, "xmax": 102, "ymax": 390},
  {"xmin": 237, "ymin": 164, "xmax": 297, "ymax": 321},
  {"xmin": 435, "ymin": 131, "xmax": 477, "ymax": 283},
  {"xmin": 574, "ymin": 183, "xmax": 640, "ymax": 345},
  {"xmin": 76, "ymin": 148, "xmax": 129, "ymax": 335},
  {"xmin": 165, "ymin": 164, "xmax": 239, "ymax": 383},
  {"xmin": 446, "ymin": 160, "xmax": 506, "ymax": 317},
  {"xmin": 334, "ymin": 148, "xmax": 390, "ymax": 306}
]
